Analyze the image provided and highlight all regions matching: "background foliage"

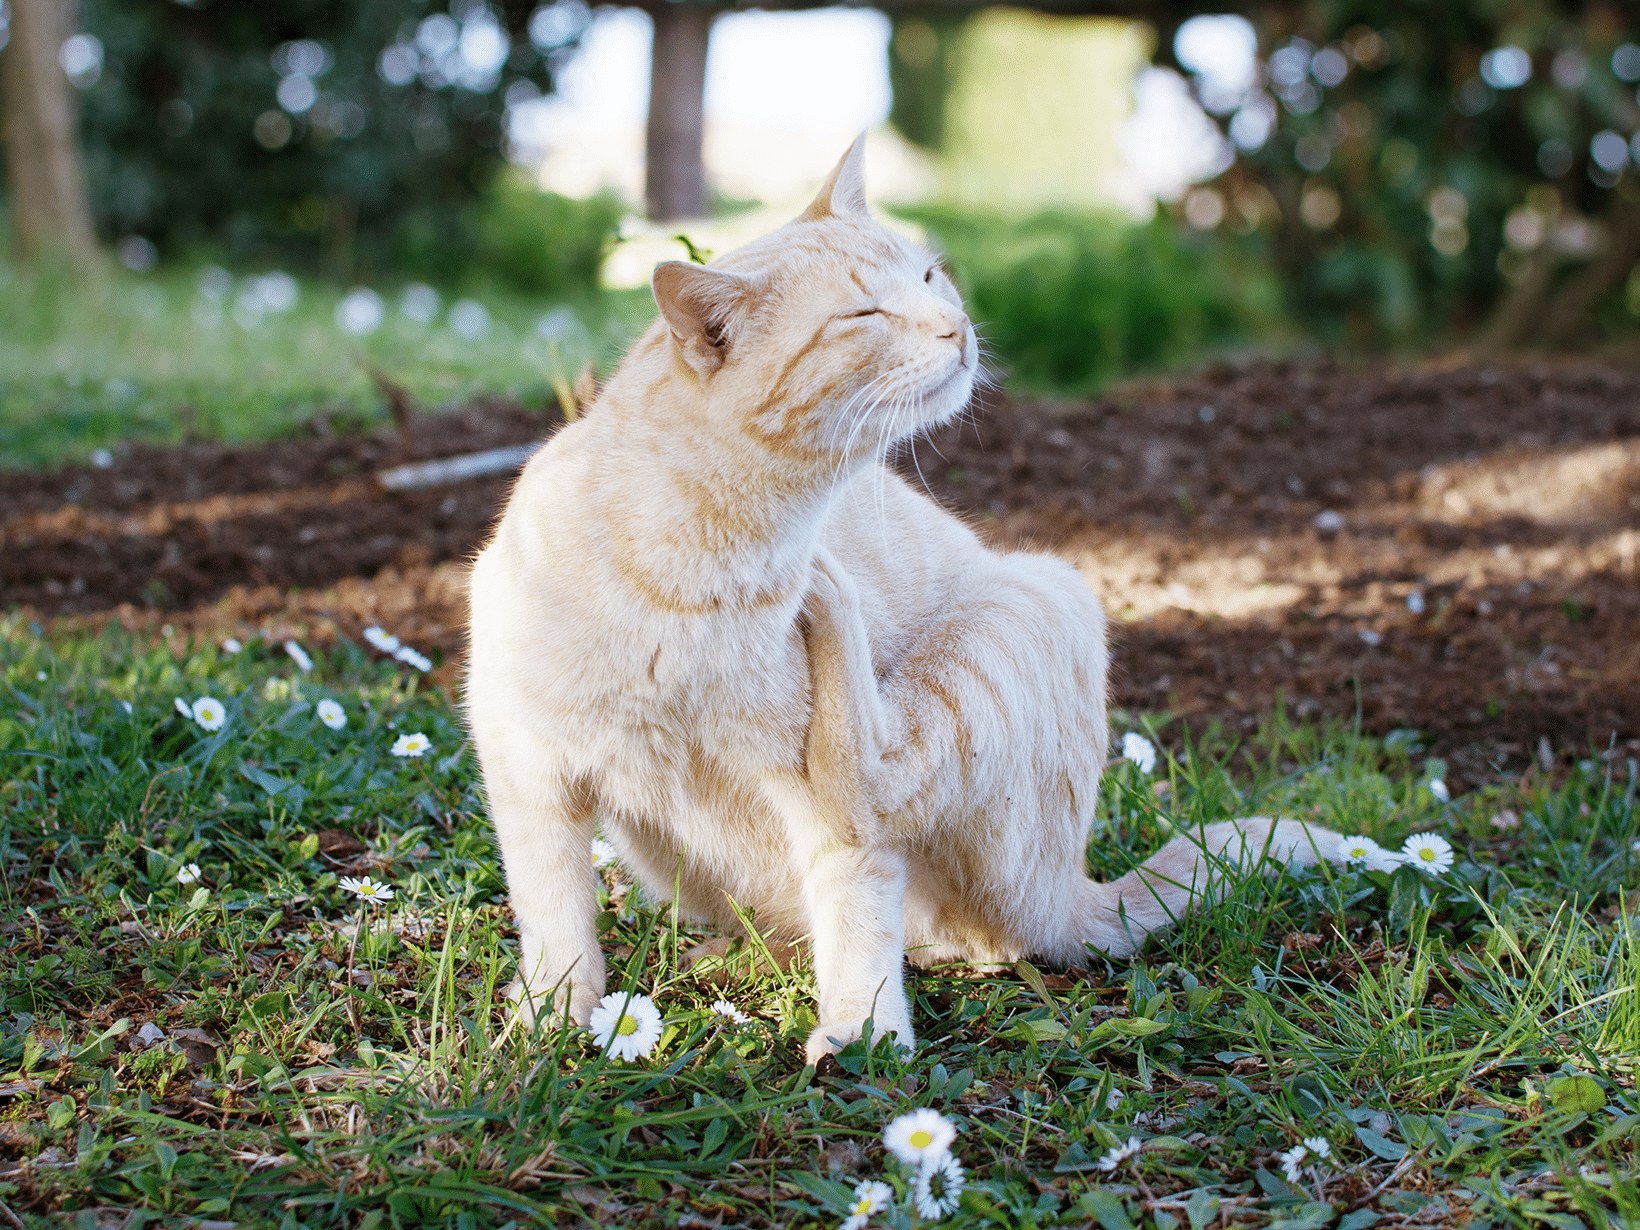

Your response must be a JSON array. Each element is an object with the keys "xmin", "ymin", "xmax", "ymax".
[
  {"xmin": 899, "ymin": 206, "xmax": 1285, "ymax": 391},
  {"xmin": 62, "ymin": 0, "xmax": 596, "ymax": 280}
]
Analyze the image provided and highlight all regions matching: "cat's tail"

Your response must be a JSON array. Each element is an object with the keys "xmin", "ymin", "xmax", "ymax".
[{"xmin": 1059, "ymin": 818, "xmax": 1344, "ymax": 962}]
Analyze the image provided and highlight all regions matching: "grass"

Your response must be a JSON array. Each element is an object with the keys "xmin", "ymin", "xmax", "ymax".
[
  {"xmin": 2, "ymin": 615, "xmax": 1638, "ymax": 1229},
  {"xmin": 0, "ymin": 256, "xmax": 653, "ymax": 473}
]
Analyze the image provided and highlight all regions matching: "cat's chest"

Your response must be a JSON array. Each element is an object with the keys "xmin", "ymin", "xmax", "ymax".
[{"xmin": 592, "ymin": 608, "xmax": 811, "ymax": 787}]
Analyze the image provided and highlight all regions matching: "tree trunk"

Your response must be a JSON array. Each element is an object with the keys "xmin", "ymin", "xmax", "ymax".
[
  {"xmin": 1474, "ymin": 245, "xmax": 1565, "ymax": 354},
  {"xmin": 645, "ymin": 2, "xmax": 714, "ymax": 222},
  {"xmin": 1537, "ymin": 193, "xmax": 1640, "ymax": 348},
  {"xmin": 1, "ymin": 0, "xmax": 98, "ymax": 265}
]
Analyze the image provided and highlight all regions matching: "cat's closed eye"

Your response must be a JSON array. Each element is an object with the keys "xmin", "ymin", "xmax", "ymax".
[{"xmin": 847, "ymin": 307, "xmax": 881, "ymax": 319}]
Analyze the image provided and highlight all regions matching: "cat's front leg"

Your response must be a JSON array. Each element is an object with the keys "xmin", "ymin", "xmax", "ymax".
[
  {"xmin": 475, "ymin": 732, "xmax": 605, "ymax": 1030},
  {"xmin": 775, "ymin": 550, "xmax": 914, "ymax": 1062}
]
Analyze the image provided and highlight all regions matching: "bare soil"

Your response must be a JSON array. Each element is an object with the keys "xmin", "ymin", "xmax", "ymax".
[{"xmin": 6, "ymin": 358, "xmax": 1638, "ymax": 787}]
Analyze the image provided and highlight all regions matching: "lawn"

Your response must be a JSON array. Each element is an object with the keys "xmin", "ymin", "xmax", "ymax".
[
  {"xmin": 0, "ymin": 258, "xmax": 652, "ymax": 473},
  {"xmin": 1, "ymin": 616, "xmax": 1636, "ymax": 1229}
]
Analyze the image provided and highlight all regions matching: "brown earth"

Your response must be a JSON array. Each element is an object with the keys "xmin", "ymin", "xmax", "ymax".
[{"xmin": 5, "ymin": 359, "xmax": 1638, "ymax": 787}]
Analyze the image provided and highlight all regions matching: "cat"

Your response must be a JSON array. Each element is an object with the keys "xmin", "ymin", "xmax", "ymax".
[{"xmin": 465, "ymin": 136, "xmax": 1346, "ymax": 1062}]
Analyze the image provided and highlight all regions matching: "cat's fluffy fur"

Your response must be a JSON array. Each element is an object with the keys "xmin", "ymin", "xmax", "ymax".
[{"xmin": 466, "ymin": 137, "xmax": 1345, "ymax": 1061}]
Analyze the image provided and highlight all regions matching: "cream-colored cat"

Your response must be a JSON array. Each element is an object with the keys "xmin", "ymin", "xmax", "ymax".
[{"xmin": 466, "ymin": 137, "xmax": 1345, "ymax": 1062}]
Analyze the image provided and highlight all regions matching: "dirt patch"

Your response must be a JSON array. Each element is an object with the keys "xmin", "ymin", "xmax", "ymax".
[{"xmin": 6, "ymin": 358, "xmax": 1638, "ymax": 784}]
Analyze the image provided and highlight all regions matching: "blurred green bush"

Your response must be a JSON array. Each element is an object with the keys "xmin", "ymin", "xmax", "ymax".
[
  {"xmin": 901, "ymin": 206, "xmax": 1286, "ymax": 391},
  {"xmin": 62, "ymin": 0, "xmax": 588, "ymax": 278},
  {"xmin": 395, "ymin": 174, "xmax": 623, "ymax": 299}
]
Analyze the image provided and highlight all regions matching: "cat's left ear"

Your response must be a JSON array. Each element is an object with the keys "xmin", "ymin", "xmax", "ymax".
[
  {"xmin": 798, "ymin": 132, "xmax": 869, "ymax": 223},
  {"xmin": 652, "ymin": 262, "xmax": 758, "ymax": 378}
]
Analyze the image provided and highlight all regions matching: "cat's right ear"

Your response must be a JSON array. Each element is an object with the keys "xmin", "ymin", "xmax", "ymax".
[{"xmin": 652, "ymin": 262, "xmax": 757, "ymax": 378}]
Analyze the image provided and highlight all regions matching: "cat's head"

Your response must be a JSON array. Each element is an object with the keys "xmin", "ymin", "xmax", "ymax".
[{"xmin": 649, "ymin": 136, "xmax": 977, "ymax": 466}]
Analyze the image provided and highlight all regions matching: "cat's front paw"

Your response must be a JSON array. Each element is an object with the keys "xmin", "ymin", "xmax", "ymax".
[
  {"xmin": 804, "ymin": 1018, "xmax": 915, "ymax": 1065},
  {"xmin": 507, "ymin": 977, "xmax": 599, "ymax": 1033}
]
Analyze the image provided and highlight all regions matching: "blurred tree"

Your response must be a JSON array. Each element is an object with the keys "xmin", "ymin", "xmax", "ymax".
[
  {"xmin": 1, "ymin": 0, "xmax": 99, "ymax": 265},
  {"xmin": 24, "ymin": 0, "xmax": 592, "ymax": 274},
  {"xmin": 635, "ymin": 0, "xmax": 1202, "ymax": 221},
  {"xmin": 1165, "ymin": 1, "xmax": 1640, "ymax": 348}
]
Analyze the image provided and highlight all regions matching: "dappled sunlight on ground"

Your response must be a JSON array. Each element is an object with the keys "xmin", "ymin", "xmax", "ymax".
[{"xmin": 5, "ymin": 357, "xmax": 1636, "ymax": 787}]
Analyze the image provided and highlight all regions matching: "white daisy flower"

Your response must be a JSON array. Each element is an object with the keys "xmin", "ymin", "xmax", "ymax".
[
  {"xmin": 841, "ymin": 1178, "xmax": 892, "ymax": 1230},
  {"xmin": 339, "ymin": 875, "xmax": 395, "ymax": 903},
  {"xmin": 710, "ymin": 999, "xmax": 751, "ymax": 1026},
  {"xmin": 221, "ymin": 638, "xmax": 242, "ymax": 654},
  {"xmin": 883, "ymin": 1108, "xmax": 958, "ymax": 1166},
  {"xmin": 1399, "ymin": 832, "xmax": 1455, "ymax": 874},
  {"xmin": 119, "ymin": 700, "xmax": 133, "ymax": 715},
  {"xmin": 191, "ymin": 697, "xmax": 227, "ymax": 731},
  {"xmin": 176, "ymin": 863, "xmax": 202, "ymax": 885},
  {"xmin": 284, "ymin": 640, "xmax": 314, "ymax": 673},
  {"xmin": 588, "ymin": 991, "xmax": 664, "ymax": 1061},
  {"xmin": 1095, "ymin": 1135, "xmax": 1143, "ymax": 1171},
  {"xmin": 912, "ymin": 1152, "xmax": 965, "ymax": 1220},
  {"xmin": 1121, "ymin": 732, "xmax": 1157, "ymax": 774},
  {"xmin": 1428, "ymin": 778, "xmax": 1450, "ymax": 803},
  {"xmin": 391, "ymin": 731, "xmax": 431, "ymax": 758},
  {"xmin": 393, "ymin": 645, "xmax": 433, "ymax": 673},
  {"xmin": 1302, "ymin": 1136, "xmax": 1332, "ymax": 1161},
  {"xmin": 174, "ymin": 696, "xmax": 192, "ymax": 718},
  {"xmin": 1279, "ymin": 1144, "xmax": 1309, "ymax": 1185},
  {"xmin": 1338, "ymin": 834, "xmax": 1397, "ymax": 872},
  {"xmin": 316, "ymin": 699, "xmax": 347, "ymax": 730},
  {"xmin": 363, "ymin": 626, "xmax": 400, "ymax": 653},
  {"xmin": 591, "ymin": 838, "xmax": 620, "ymax": 868}
]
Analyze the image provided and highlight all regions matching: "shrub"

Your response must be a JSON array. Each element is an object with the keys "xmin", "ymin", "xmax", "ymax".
[{"xmin": 899, "ymin": 206, "xmax": 1285, "ymax": 392}]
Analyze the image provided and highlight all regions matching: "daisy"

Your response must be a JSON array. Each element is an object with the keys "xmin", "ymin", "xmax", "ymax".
[
  {"xmin": 1428, "ymin": 778, "xmax": 1451, "ymax": 803},
  {"xmin": 912, "ymin": 1152, "xmax": 965, "ymax": 1220},
  {"xmin": 221, "ymin": 638, "xmax": 242, "ymax": 654},
  {"xmin": 1302, "ymin": 1136, "xmax": 1332, "ymax": 1161},
  {"xmin": 174, "ymin": 696, "xmax": 192, "ymax": 719},
  {"xmin": 1121, "ymin": 732, "xmax": 1157, "ymax": 774},
  {"xmin": 363, "ymin": 626, "xmax": 400, "ymax": 653},
  {"xmin": 393, "ymin": 645, "xmax": 432, "ymax": 673},
  {"xmin": 840, "ymin": 1179, "xmax": 892, "ymax": 1230},
  {"xmin": 1278, "ymin": 1143, "xmax": 1309, "ymax": 1185},
  {"xmin": 176, "ymin": 863, "xmax": 202, "ymax": 885},
  {"xmin": 588, "ymin": 991, "xmax": 664, "ymax": 1061},
  {"xmin": 1095, "ymin": 1136, "xmax": 1143, "ymax": 1172},
  {"xmin": 1338, "ymin": 834, "xmax": 1396, "ymax": 872},
  {"xmin": 339, "ymin": 875, "xmax": 395, "ymax": 904},
  {"xmin": 391, "ymin": 731, "xmax": 431, "ymax": 758},
  {"xmin": 591, "ymin": 838, "xmax": 620, "ymax": 868},
  {"xmin": 191, "ymin": 697, "xmax": 227, "ymax": 731},
  {"xmin": 1399, "ymin": 832, "xmax": 1455, "ymax": 874},
  {"xmin": 316, "ymin": 699, "xmax": 347, "ymax": 730},
  {"xmin": 710, "ymin": 999, "xmax": 751, "ymax": 1026},
  {"xmin": 883, "ymin": 1109, "xmax": 957, "ymax": 1166},
  {"xmin": 284, "ymin": 640, "xmax": 314, "ymax": 673}
]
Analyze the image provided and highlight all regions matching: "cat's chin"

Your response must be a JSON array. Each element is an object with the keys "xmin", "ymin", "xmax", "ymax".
[{"xmin": 916, "ymin": 368, "xmax": 975, "ymax": 431}]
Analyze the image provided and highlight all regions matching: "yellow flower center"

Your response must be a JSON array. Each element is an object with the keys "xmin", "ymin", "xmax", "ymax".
[
  {"xmin": 1418, "ymin": 848, "xmax": 1436, "ymax": 861},
  {"xmin": 616, "ymin": 1014, "xmax": 639, "ymax": 1036},
  {"xmin": 910, "ymin": 1130, "xmax": 933, "ymax": 1148},
  {"xmin": 852, "ymin": 1200, "xmax": 869, "ymax": 1215}
]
